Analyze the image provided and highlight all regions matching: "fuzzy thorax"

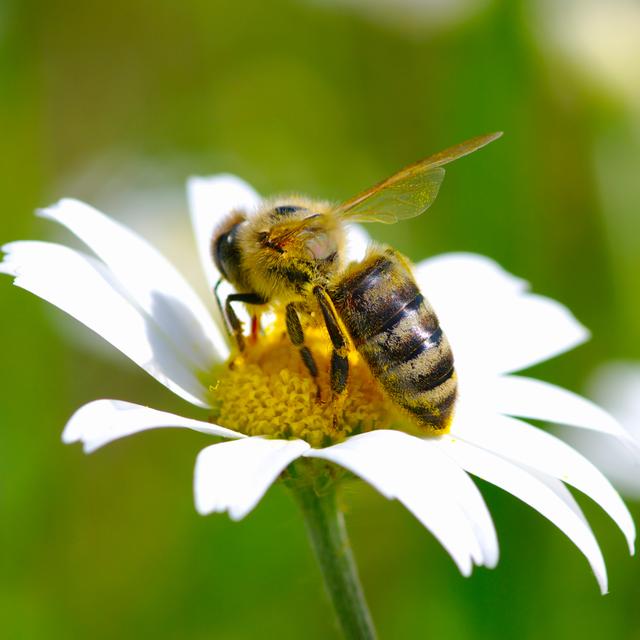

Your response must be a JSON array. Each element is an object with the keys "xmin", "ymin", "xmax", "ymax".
[{"xmin": 209, "ymin": 325, "xmax": 400, "ymax": 447}]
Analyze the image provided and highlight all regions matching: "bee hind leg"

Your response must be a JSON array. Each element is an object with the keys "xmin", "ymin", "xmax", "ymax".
[
  {"xmin": 314, "ymin": 287, "xmax": 350, "ymax": 429},
  {"xmin": 285, "ymin": 303, "xmax": 321, "ymax": 400}
]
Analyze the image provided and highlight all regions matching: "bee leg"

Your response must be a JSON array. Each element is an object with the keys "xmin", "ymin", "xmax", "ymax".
[
  {"xmin": 314, "ymin": 287, "xmax": 350, "ymax": 427},
  {"xmin": 223, "ymin": 292, "xmax": 268, "ymax": 352},
  {"xmin": 250, "ymin": 312, "xmax": 261, "ymax": 345},
  {"xmin": 285, "ymin": 303, "xmax": 320, "ymax": 398}
]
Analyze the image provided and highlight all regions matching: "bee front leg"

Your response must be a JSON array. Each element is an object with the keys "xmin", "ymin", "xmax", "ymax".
[
  {"xmin": 314, "ymin": 287, "xmax": 350, "ymax": 426},
  {"xmin": 285, "ymin": 303, "xmax": 320, "ymax": 399},
  {"xmin": 220, "ymin": 291, "xmax": 267, "ymax": 352}
]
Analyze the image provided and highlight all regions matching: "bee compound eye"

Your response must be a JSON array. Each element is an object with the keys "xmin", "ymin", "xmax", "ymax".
[
  {"xmin": 213, "ymin": 222, "xmax": 244, "ymax": 282},
  {"xmin": 212, "ymin": 233, "xmax": 230, "ymax": 279}
]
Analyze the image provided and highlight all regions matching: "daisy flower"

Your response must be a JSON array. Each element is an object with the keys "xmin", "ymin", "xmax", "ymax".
[{"xmin": 0, "ymin": 176, "xmax": 635, "ymax": 630}]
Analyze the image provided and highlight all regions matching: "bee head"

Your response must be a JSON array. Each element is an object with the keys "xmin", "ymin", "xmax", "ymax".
[
  {"xmin": 258, "ymin": 210, "xmax": 339, "ymax": 265},
  {"xmin": 253, "ymin": 203, "xmax": 308, "ymax": 254}
]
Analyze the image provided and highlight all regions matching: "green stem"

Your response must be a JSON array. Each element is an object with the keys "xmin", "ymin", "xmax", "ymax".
[{"xmin": 292, "ymin": 481, "xmax": 377, "ymax": 640}]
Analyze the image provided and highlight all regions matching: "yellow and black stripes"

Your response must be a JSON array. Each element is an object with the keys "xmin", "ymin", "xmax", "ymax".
[{"xmin": 330, "ymin": 249, "xmax": 456, "ymax": 433}]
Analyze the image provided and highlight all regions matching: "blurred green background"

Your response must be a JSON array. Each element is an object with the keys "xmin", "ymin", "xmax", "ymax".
[{"xmin": 2, "ymin": 0, "xmax": 639, "ymax": 638}]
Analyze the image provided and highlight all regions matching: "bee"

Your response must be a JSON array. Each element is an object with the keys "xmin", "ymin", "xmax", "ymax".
[{"xmin": 212, "ymin": 132, "xmax": 502, "ymax": 433}]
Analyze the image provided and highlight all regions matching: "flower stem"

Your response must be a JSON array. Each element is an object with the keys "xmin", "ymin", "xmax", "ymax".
[{"xmin": 292, "ymin": 481, "xmax": 377, "ymax": 640}]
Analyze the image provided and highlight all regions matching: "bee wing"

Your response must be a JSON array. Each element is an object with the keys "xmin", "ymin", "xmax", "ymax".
[
  {"xmin": 334, "ymin": 167, "xmax": 445, "ymax": 224},
  {"xmin": 334, "ymin": 131, "xmax": 503, "ymax": 224}
]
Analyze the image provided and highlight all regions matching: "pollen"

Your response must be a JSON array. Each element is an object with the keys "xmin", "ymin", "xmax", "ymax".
[{"xmin": 209, "ymin": 323, "xmax": 400, "ymax": 447}]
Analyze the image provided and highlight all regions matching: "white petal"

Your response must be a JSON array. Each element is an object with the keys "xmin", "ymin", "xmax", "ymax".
[
  {"xmin": 421, "ymin": 437, "xmax": 499, "ymax": 568},
  {"xmin": 488, "ymin": 375, "xmax": 637, "ymax": 445},
  {"xmin": 415, "ymin": 253, "xmax": 589, "ymax": 375},
  {"xmin": 491, "ymin": 293, "xmax": 588, "ymax": 373},
  {"xmin": 590, "ymin": 362, "xmax": 640, "ymax": 442},
  {"xmin": 568, "ymin": 431, "xmax": 640, "ymax": 500},
  {"xmin": 63, "ymin": 399, "xmax": 243, "ymax": 453},
  {"xmin": 567, "ymin": 363, "xmax": 640, "ymax": 498},
  {"xmin": 1, "ymin": 241, "xmax": 211, "ymax": 407},
  {"xmin": 527, "ymin": 471, "xmax": 589, "ymax": 522},
  {"xmin": 436, "ymin": 435, "xmax": 608, "ymax": 593},
  {"xmin": 39, "ymin": 198, "xmax": 229, "ymax": 368},
  {"xmin": 416, "ymin": 252, "xmax": 528, "ymax": 303},
  {"xmin": 194, "ymin": 437, "xmax": 309, "ymax": 519},
  {"xmin": 453, "ymin": 413, "xmax": 635, "ymax": 553},
  {"xmin": 187, "ymin": 175, "xmax": 260, "ymax": 292},
  {"xmin": 307, "ymin": 430, "xmax": 497, "ymax": 574},
  {"xmin": 344, "ymin": 224, "xmax": 371, "ymax": 263}
]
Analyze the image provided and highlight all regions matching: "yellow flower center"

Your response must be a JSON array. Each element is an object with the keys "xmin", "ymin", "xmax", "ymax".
[{"xmin": 209, "ymin": 323, "xmax": 401, "ymax": 447}]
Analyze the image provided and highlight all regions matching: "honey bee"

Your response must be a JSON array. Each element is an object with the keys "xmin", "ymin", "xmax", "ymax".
[{"xmin": 212, "ymin": 132, "xmax": 502, "ymax": 433}]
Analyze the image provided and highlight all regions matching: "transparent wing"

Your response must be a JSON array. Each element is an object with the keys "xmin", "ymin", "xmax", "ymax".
[
  {"xmin": 334, "ymin": 131, "xmax": 502, "ymax": 224},
  {"xmin": 334, "ymin": 167, "xmax": 445, "ymax": 224}
]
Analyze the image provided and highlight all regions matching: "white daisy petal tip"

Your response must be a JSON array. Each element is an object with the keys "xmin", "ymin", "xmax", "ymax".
[
  {"xmin": 194, "ymin": 437, "xmax": 310, "ymax": 519},
  {"xmin": 62, "ymin": 399, "xmax": 244, "ymax": 455},
  {"xmin": 490, "ymin": 375, "xmax": 638, "ymax": 448},
  {"xmin": 0, "ymin": 241, "xmax": 27, "ymax": 276},
  {"xmin": 36, "ymin": 197, "xmax": 79, "ymax": 220},
  {"xmin": 0, "ymin": 256, "xmax": 15, "ymax": 276},
  {"xmin": 437, "ymin": 435, "xmax": 610, "ymax": 594},
  {"xmin": 306, "ymin": 430, "xmax": 495, "ymax": 577},
  {"xmin": 417, "ymin": 252, "xmax": 591, "ymax": 374},
  {"xmin": 513, "ymin": 298, "xmax": 588, "ymax": 371},
  {"xmin": 453, "ymin": 414, "xmax": 636, "ymax": 556},
  {"xmin": 34, "ymin": 196, "xmax": 230, "ymax": 370},
  {"xmin": 0, "ymin": 241, "xmax": 215, "ymax": 408},
  {"xmin": 555, "ymin": 305, "xmax": 590, "ymax": 351}
]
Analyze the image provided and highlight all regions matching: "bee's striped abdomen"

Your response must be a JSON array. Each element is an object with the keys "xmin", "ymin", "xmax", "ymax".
[{"xmin": 330, "ymin": 249, "xmax": 456, "ymax": 432}]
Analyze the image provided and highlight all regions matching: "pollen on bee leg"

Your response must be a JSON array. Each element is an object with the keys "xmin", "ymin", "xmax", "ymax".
[{"xmin": 208, "ymin": 326, "xmax": 399, "ymax": 447}]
